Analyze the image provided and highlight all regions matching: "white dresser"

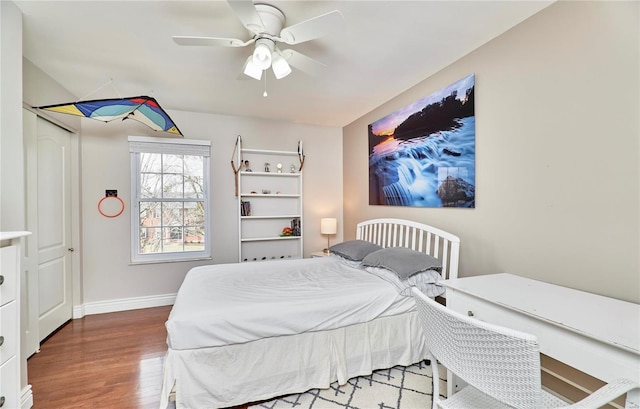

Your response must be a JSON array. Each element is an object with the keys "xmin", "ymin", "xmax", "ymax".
[{"xmin": 0, "ymin": 231, "xmax": 31, "ymax": 409}]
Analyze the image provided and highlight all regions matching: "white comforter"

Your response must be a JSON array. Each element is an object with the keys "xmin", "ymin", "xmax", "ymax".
[{"xmin": 166, "ymin": 256, "xmax": 414, "ymax": 350}]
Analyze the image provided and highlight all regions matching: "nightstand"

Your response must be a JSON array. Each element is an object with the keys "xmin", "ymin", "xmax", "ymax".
[{"xmin": 311, "ymin": 251, "xmax": 331, "ymax": 258}]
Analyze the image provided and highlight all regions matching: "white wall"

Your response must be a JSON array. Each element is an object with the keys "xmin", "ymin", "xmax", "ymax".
[
  {"xmin": 343, "ymin": 1, "xmax": 639, "ymax": 303},
  {"xmin": 1, "ymin": 1, "xmax": 24, "ymax": 231},
  {"xmin": 79, "ymin": 110, "xmax": 342, "ymax": 305}
]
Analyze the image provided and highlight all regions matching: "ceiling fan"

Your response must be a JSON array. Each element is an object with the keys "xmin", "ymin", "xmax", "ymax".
[{"xmin": 173, "ymin": 0, "xmax": 344, "ymax": 81}]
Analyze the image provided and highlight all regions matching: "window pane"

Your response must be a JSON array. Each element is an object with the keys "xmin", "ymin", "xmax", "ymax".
[
  {"xmin": 139, "ymin": 202, "xmax": 161, "ymax": 227},
  {"xmin": 184, "ymin": 155, "xmax": 203, "ymax": 176},
  {"xmin": 184, "ymin": 202, "xmax": 204, "ymax": 226},
  {"xmin": 141, "ymin": 152, "xmax": 162, "ymax": 173},
  {"xmin": 140, "ymin": 173, "xmax": 162, "ymax": 198},
  {"xmin": 163, "ymin": 202, "xmax": 183, "ymax": 226},
  {"xmin": 162, "ymin": 227, "xmax": 183, "ymax": 253},
  {"xmin": 140, "ymin": 227, "xmax": 161, "ymax": 254},
  {"xmin": 163, "ymin": 174, "xmax": 184, "ymax": 198},
  {"xmin": 184, "ymin": 175, "xmax": 204, "ymax": 198},
  {"xmin": 163, "ymin": 154, "xmax": 183, "ymax": 174},
  {"xmin": 184, "ymin": 227, "xmax": 205, "ymax": 252}
]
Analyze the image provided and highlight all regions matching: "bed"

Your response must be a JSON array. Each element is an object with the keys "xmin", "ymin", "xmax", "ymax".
[{"xmin": 160, "ymin": 218, "xmax": 460, "ymax": 409}]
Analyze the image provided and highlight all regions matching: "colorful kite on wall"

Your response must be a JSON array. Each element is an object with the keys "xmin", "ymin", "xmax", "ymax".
[{"xmin": 36, "ymin": 96, "xmax": 183, "ymax": 136}]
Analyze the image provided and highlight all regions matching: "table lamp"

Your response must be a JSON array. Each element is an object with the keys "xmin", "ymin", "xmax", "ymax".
[{"xmin": 320, "ymin": 218, "xmax": 337, "ymax": 253}]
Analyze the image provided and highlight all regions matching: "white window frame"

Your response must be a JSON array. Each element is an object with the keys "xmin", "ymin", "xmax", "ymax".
[{"xmin": 129, "ymin": 135, "xmax": 211, "ymax": 264}]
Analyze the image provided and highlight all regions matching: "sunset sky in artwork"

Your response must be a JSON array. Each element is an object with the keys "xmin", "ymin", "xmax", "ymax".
[{"xmin": 370, "ymin": 74, "xmax": 475, "ymax": 137}]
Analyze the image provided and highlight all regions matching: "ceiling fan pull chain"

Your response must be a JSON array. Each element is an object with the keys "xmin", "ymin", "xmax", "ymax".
[{"xmin": 263, "ymin": 73, "xmax": 268, "ymax": 97}]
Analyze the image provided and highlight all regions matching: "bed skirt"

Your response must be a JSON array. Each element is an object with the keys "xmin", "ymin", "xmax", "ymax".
[{"xmin": 159, "ymin": 310, "xmax": 429, "ymax": 409}]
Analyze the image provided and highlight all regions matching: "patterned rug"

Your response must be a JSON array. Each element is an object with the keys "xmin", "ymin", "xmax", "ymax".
[{"xmin": 249, "ymin": 361, "xmax": 436, "ymax": 409}]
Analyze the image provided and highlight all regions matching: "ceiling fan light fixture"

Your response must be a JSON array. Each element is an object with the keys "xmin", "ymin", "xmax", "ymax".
[
  {"xmin": 242, "ymin": 56, "xmax": 263, "ymax": 80},
  {"xmin": 252, "ymin": 40, "xmax": 273, "ymax": 70},
  {"xmin": 173, "ymin": 2, "xmax": 344, "ymax": 82},
  {"xmin": 272, "ymin": 53, "xmax": 292, "ymax": 79}
]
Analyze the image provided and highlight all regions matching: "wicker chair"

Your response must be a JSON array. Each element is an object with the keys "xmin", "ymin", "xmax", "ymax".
[{"xmin": 411, "ymin": 287, "xmax": 639, "ymax": 409}]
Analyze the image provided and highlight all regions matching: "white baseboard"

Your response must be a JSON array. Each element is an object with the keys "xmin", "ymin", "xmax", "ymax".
[
  {"xmin": 21, "ymin": 384, "xmax": 33, "ymax": 409},
  {"xmin": 73, "ymin": 293, "xmax": 176, "ymax": 318}
]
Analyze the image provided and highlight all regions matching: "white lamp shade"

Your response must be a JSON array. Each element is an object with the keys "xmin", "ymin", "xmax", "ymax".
[
  {"xmin": 252, "ymin": 42, "xmax": 272, "ymax": 70},
  {"xmin": 272, "ymin": 52, "xmax": 292, "ymax": 79},
  {"xmin": 242, "ymin": 56, "xmax": 263, "ymax": 80},
  {"xmin": 320, "ymin": 218, "xmax": 337, "ymax": 235}
]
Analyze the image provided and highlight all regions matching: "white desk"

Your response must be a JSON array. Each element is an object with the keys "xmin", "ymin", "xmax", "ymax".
[{"xmin": 441, "ymin": 273, "xmax": 640, "ymax": 408}]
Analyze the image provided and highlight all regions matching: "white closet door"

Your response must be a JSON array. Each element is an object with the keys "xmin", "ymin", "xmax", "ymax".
[{"xmin": 34, "ymin": 117, "xmax": 73, "ymax": 340}]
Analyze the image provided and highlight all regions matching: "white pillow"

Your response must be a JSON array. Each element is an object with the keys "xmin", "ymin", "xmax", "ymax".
[{"xmin": 364, "ymin": 266, "xmax": 445, "ymax": 298}]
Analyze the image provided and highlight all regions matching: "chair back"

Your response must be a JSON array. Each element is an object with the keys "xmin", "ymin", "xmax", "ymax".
[{"xmin": 412, "ymin": 287, "xmax": 543, "ymax": 409}]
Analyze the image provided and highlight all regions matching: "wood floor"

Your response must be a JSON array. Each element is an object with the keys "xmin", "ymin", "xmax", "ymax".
[{"xmin": 28, "ymin": 306, "xmax": 172, "ymax": 409}]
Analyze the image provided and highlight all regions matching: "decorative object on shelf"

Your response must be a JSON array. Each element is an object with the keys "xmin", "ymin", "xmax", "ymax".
[
  {"xmin": 320, "ymin": 217, "xmax": 337, "ymax": 253},
  {"xmin": 262, "ymin": 189, "xmax": 271, "ymax": 194},
  {"xmin": 297, "ymin": 140, "xmax": 305, "ymax": 171},
  {"xmin": 240, "ymin": 201, "xmax": 252, "ymax": 216},
  {"xmin": 264, "ymin": 162, "xmax": 271, "ymax": 172},
  {"xmin": 231, "ymin": 135, "xmax": 242, "ymax": 196},
  {"xmin": 281, "ymin": 226, "xmax": 293, "ymax": 236},
  {"xmin": 290, "ymin": 164, "xmax": 296, "ymax": 173},
  {"xmin": 276, "ymin": 163, "xmax": 283, "ymax": 173},
  {"xmin": 291, "ymin": 217, "xmax": 301, "ymax": 236},
  {"xmin": 244, "ymin": 160, "xmax": 252, "ymax": 172},
  {"xmin": 243, "ymin": 255, "xmax": 292, "ymax": 262}
]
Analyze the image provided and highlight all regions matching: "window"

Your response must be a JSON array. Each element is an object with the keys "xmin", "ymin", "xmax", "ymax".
[{"xmin": 129, "ymin": 136, "xmax": 211, "ymax": 263}]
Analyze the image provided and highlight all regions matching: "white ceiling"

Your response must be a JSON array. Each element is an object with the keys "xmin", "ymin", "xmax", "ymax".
[{"xmin": 16, "ymin": 1, "xmax": 553, "ymax": 128}]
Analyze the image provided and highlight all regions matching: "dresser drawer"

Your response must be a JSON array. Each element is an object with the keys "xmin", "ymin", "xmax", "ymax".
[
  {"xmin": 447, "ymin": 289, "xmax": 526, "ymax": 327},
  {"xmin": 0, "ymin": 245, "xmax": 17, "ymax": 307},
  {"xmin": 446, "ymin": 291, "xmax": 495, "ymax": 320},
  {"xmin": 0, "ymin": 355, "xmax": 18, "ymax": 409},
  {"xmin": 0, "ymin": 301, "xmax": 16, "ymax": 366}
]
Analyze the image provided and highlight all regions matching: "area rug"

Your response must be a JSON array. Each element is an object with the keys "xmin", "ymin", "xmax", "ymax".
[{"xmin": 249, "ymin": 361, "xmax": 435, "ymax": 409}]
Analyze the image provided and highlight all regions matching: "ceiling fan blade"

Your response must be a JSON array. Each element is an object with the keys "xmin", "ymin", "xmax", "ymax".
[
  {"xmin": 173, "ymin": 36, "xmax": 253, "ymax": 47},
  {"xmin": 279, "ymin": 10, "xmax": 344, "ymax": 45},
  {"xmin": 280, "ymin": 49, "xmax": 326, "ymax": 77},
  {"xmin": 227, "ymin": 0, "xmax": 265, "ymax": 34}
]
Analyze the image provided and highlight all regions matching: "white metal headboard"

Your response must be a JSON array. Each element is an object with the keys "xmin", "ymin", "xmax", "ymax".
[{"xmin": 356, "ymin": 218, "xmax": 460, "ymax": 280}]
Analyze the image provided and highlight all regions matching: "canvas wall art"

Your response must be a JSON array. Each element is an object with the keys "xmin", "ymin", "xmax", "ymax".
[{"xmin": 368, "ymin": 74, "xmax": 475, "ymax": 208}]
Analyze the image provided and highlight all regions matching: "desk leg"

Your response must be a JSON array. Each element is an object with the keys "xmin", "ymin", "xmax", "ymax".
[
  {"xmin": 447, "ymin": 370, "xmax": 467, "ymax": 397},
  {"xmin": 627, "ymin": 389, "xmax": 640, "ymax": 409}
]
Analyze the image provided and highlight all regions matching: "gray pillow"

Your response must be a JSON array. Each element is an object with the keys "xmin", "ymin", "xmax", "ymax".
[
  {"xmin": 361, "ymin": 247, "xmax": 442, "ymax": 280},
  {"xmin": 328, "ymin": 240, "xmax": 382, "ymax": 261}
]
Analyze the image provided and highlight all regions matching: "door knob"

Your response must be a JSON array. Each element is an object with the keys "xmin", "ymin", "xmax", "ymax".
[{"xmin": 68, "ymin": 248, "xmax": 75, "ymax": 252}]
